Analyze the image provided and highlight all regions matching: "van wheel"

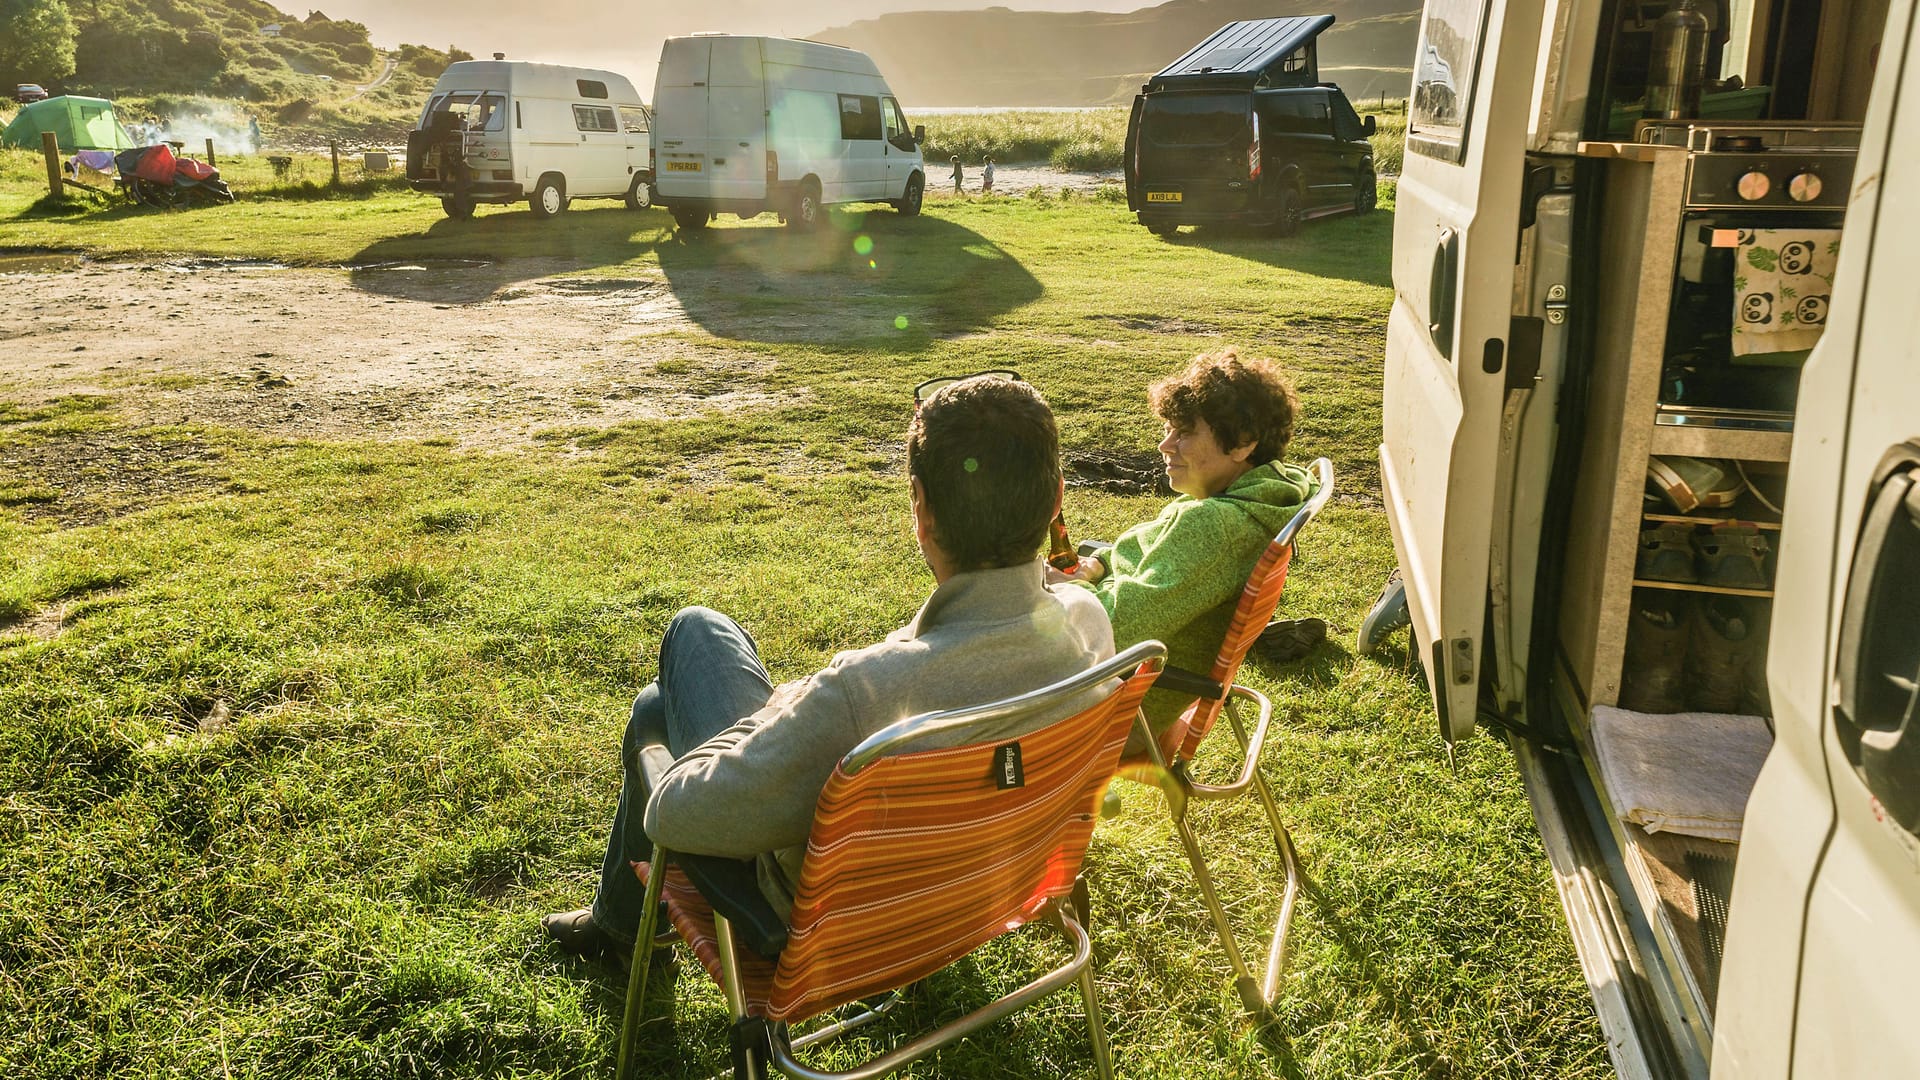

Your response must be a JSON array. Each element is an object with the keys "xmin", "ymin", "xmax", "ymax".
[
  {"xmin": 531, "ymin": 175, "xmax": 567, "ymax": 219},
  {"xmin": 1147, "ymin": 220, "xmax": 1179, "ymax": 238},
  {"xmin": 894, "ymin": 172, "xmax": 924, "ymax": 217},
  {"xmin": 671, "ymin": 204, "xmax": 709, "ymax": 230},
  {"xmin": 626, "ymin": 174, "xmax": 653, "ymax": 211},
  {"xmin": 788, "ymin": 180, "xmax": 822, "ymax": 231},
  {"xmin": 1274, "ymin": 188, "xmax": 1302, "ymax": 237},
  {"xmin": 1355, "ymin": 169, "xmax": 1377, "ymax": 213},
  {"xmin": 441, "ymin": 195, "xmax": 474, "ymax": 220}
]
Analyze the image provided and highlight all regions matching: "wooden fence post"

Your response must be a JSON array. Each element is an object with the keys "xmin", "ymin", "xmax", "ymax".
[
  {"xmin": 41, "ymin": 131, "xmax": 63, "ymax": 199},
  {"xmin": 330, "ymin": 140, "xmax": 341, "ymax": 186},
  {"xmin": 205, "ymin": 137, "xmax": 216, "ymax": 167}
]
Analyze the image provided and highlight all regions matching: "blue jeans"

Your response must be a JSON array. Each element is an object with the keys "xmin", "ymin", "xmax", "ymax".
[{"xmin": 589, "ymin": 606, "xmax": 775, "ymax": 944}]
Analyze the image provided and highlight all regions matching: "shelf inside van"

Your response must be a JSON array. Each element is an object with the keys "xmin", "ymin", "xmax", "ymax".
[{"xmin": 1631, "ymin": 578, "xmax": 1775, "ymax": 598}]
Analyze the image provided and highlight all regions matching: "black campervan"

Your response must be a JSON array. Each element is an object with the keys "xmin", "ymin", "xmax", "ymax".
[{"xmin": 1125, "ymin": 16, "xmax": 1378, "ymax": 237}]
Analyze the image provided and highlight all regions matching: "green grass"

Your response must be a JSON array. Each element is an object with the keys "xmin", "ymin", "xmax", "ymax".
[{"xmin": 0, "ymin": 168, "xmax": 1601, "ymax": 1078}]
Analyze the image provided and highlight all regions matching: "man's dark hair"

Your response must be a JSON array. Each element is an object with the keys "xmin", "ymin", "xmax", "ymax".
[
  {"xmin": 1147, "ymin": 348, "xmax": 1298, "ymax": 466},
  {"xmin": 907, "ymin": 377, "xmax": 1060, "ymax": 571}
]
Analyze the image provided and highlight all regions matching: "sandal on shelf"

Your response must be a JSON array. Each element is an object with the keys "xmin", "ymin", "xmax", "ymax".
[
  {"xmin": 1637, "ymin": 523, "xmax": 1699, "ymax": 583},
  {"xmin": 1647, "ymin": 456, "xmax": 1744, "ymax": 514},
  {"xmin": 1694, "ymin": 524, "xmax": 1772, "ymax": 589}
]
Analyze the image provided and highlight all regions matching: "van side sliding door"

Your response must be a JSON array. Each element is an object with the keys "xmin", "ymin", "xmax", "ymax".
[
  {"xmin": 1380, "ymin": 0, "xmax": 1550, "ymax": 744},
  {"xmin": 1716, "ymin": 6, "xmax": 1920, "ymax": 1077}
]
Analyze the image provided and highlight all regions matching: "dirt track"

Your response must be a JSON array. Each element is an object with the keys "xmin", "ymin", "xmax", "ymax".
[{"xmin": 0, "ymin": 255, "xmax": 803, "ymax": 447}]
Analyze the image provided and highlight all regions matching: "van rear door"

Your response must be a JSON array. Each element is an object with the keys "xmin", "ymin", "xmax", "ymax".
[
  {"xmin": 706, "ymin": 37, "xmax": 767, "ymax": 201},
  {"xmin": 1379, "ymin": 0, "xmax": 1548, "ymax": 743},
  {"xmin": 1134, "ymin": 91, "xmax": 1253, "ymax": 209},
  {"xmin": 654, "ymin": 39, "xmax": 711, "ymax": 196}
]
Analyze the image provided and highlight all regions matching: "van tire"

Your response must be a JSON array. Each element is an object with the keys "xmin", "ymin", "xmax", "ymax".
[
  {"xmin": 1355, "ymin": 169, "xmax": 1377, "ymax": 213},
  {"xmin": 671, "ymin": 204, "xmax": 710, "ymax": 230},
  {"xmin": 1148, "ymin": 220, "xmax": 1179, "ymax": 238},
  {"xmin": 788, "ymin": 179, "xmax": 822, "ymax": 231},
  {"xmin": 531, "ymin": 175, "xmax": 567, "ymax": 219},
  {"xmin": 894, "ymin": 172, "xmax": 924, "ymax": 217},
  {"xmin": 441, "ymin": 195, "xmax": 474, "ymax": 220},
  {"xmin": 1274, "ymin": 187, "xmax": 1302, "ymax": 237},
  {"xmin": 625, "ymin": 174, "xmax": 653, "ymax": 211}
]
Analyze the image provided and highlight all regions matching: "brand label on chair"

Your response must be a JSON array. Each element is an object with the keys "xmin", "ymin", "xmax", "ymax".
[{"xmin": 993, "ymin": 742, "xmax": 1025, "ymax": 789}]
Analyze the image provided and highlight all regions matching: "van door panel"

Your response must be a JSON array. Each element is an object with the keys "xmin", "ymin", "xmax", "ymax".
[
  {"xmin": 1782, "ymin": 9, "xmax": 1920, "ymax": 1076},
  {"xmin": 1381, "ymin": 0, "xmax": 1551, "ymax": 743},
  {"xmin": 706, "ymin": 37, "xmax": 765, "ymax": 202}
]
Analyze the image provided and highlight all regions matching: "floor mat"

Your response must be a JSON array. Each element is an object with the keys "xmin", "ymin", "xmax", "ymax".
[{"xmin": 1687, "ymin": 851, "xmax": 1738, "ymax": 1000}]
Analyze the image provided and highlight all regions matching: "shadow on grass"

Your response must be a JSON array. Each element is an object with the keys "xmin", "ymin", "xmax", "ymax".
[
  {"xmin": 655, "ymin": 207, "xmax": 1042, "ymax": 348},
  {"xmin": 1156, "ymin": 207, "xmax": 1394, "ymax": 289},
  {"xmin": 344, "ymin": 204, "xmax": 674, "ymax": 304}
]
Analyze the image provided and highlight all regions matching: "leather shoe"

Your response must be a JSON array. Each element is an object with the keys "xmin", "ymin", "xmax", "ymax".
[{"xmin": 542, "ymin": 908, "xmax": 621, "ymax": 958}]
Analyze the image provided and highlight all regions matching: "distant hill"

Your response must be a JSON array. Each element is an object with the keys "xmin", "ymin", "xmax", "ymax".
[
  {"xmin": 12, "ymin": 0, "xmax": 465, "ymax": 109},
  {"xmin": 811, "ymin": 0, "xmax": 1421, "ymax": 106}
]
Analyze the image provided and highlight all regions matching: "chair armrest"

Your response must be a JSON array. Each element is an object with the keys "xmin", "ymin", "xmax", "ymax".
[
  {"xmin": 635, "ymin": 743, "xmax": 676, "ymax": 799},
  {"xmin": 675, "ymin": 851, "xmax": 789, "ymax": 960},
  {"xmin": 1186, "ymin": 684, "xmax": 1276, "ymax": 800},
  {"xmin": 1154, "ymin": 664, "xmax": 1226, "ymax": 703}
]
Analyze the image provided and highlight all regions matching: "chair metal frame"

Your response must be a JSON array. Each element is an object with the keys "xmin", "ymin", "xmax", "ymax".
[
  {"xmin": 617, "ymin": 640, "xmax": 1169, "ymax": 1080},
  {"xmin": 1119, "ymin": 456, "xmax": 1334, "ymax": 1018}
]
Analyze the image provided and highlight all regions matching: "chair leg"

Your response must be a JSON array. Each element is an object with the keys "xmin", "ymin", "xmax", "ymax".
[
  {"xmin": 1224, "ymin": 699, "xmax": 1305, "ymax": 1005},
  {"xmin": 1172, "ymin": 813, "xmax": 1266, "ymax": 1017},
  {"xmin": 1250, "ymin": 769, "xmax": 1303, "ymax": 1003},
  {"xmin": 617, "ymin": 851, "xmax": 672, "ymax": 1080},
  {"xmin": 1071, "ymin": 871, "xmax": 1093, "ymax": 932},
  {"xmin": 1072, "ymin": 920, "xmax": 1116, "ymax": 1080}
]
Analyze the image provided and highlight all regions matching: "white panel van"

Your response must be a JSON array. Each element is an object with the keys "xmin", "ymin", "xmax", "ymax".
[
  {"xmin": 1372, "ymin": 0, "xmax": 1920, "ymax": 1074},
  {"xmin": 404, "ymin": 59, "xmax": 653, "ymax": 221},
  {"xmin": 652, "ymin": 35, "xmax": 926, "ymax": 230}
]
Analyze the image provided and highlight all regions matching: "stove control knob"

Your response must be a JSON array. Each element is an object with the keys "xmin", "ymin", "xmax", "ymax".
[
  {"xmin": 1737, "ymin": 170, "xmax": 1772, "ymax": 201},
  {"xmin": 1788, "ymin": 171, "xmax": 1824, "ymax": 203}
]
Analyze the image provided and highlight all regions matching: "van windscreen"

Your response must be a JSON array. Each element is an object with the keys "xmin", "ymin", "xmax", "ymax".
[{"xmin": 1142, "ymin": 94, "xmax": 1250, "ymax": 147}]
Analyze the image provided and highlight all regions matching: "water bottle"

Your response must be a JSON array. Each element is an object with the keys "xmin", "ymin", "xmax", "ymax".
[{"xmin": 1648, "ymin": 0, "xmax": 1710, "ymax": 119}]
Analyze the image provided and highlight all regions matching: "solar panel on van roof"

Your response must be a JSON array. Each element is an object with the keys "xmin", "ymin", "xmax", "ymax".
[{"xmin": 1152, "ymin": 16, "xmax": 1336, "ymax": 80}]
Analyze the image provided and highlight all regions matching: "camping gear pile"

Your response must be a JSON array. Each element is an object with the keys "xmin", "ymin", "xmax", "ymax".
[{"xmin": 112, "ymin": 144, "xmax": 234, "ymax": 209}]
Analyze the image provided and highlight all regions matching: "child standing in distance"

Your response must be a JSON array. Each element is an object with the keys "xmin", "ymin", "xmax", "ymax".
[
  {"xmin": 950, "ymin": 155, "xmax": 963, "ymax": 194},
  {"xmin": 981, "ymin": 157, "xmax": 996, "ymax": 195}
]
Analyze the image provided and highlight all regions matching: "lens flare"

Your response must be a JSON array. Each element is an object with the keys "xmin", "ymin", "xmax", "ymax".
[
  {"xmin": 868, "ymin": 260, "xmax": 877, "ymax": 269},
  {"xmin": 894, "ymin": 315, "xmax": 910, "ymax": 330},
  {"xmin": 853, "ymin": 235, "xmax": 874, "ymax": 255}
]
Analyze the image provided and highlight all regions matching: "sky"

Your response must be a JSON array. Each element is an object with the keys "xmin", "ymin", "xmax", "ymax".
[{"xmin": 315, "ymin": 0, "xmax": 1154, "ymax": 94}]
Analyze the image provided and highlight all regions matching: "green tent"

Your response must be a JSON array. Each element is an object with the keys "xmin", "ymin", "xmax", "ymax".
[{"xmin": 2, "ymin": 96, "xmax": 136, "ymax": 152}]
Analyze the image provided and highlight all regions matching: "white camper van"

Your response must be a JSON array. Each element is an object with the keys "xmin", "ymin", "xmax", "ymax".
[
  {"xmin": 405, "ymin": 59, "xmax": 653, "ymax": 221},
  {"xmin": 1373, "ymin": 0, "xmax": 1920, "ymax": 1075},
  {"xmin": 651, "ymin": 35, "xmax": 927, "ymax": 230}
]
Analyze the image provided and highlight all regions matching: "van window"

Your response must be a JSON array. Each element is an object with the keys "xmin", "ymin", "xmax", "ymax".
[
  {"xmin": 839, "ymin": 95, "xmax": 882, "ymax": 141},
  {"xmin": 1407, "ymin": 0, "xmax": 1491, "ymax": 163},
  {"xmin": 1261, "ymin": 93, "xmax": 1330, "ymax": 136},
  {"xmin": 620, "ymin": 106, "xmax": 650, "ymax": 135},
  {"xmin": 1142, "ymin": 93, "xmax": 1250, "ymax": 147},
  {"xmin": 1330, "ymin": 94, "xmax": 1366, "ymax": 141},
  {"xmin": 883, "ymin": 98, "xmax": 909, "ymax": 140},
  {"xmin": 577, "ymin": 79, "xmax": 609, "ymax": 100},
  {"xmin": 430, "ymin": 91, "xmax": 506, "ymax": 132},
  {"xmin": 573, "ymin": 104, "xmax": 618, "ymax": 133}
]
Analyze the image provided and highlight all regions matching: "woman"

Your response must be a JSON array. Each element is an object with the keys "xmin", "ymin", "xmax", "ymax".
[{"xmin": 1052, "ymin": 349, "xmax": 1319, "ymax": 735}]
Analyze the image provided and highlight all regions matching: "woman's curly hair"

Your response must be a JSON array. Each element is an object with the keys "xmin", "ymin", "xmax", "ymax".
[{"xmin": 1147, "ymin": 349, "xmax": 1299, "ymax": 465}]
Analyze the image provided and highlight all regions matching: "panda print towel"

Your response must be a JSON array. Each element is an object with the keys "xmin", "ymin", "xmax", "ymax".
[{"xmin": 1731, "ymin": 228, "xmax": 1841, "ymax": 357}]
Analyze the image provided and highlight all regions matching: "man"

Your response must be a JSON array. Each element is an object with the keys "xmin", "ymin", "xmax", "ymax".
[{"xmin": 544, "ymin": 376, "xmax": 1116, "ymax": 956}]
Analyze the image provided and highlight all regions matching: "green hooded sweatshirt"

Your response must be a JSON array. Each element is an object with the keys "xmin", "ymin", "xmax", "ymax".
[{"xmin": 1085, "ymin": 459, "xmax": 1318, "ymax": 733}]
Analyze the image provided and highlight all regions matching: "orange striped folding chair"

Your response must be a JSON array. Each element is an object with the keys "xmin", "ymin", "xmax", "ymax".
[
  {"xmin": 617, "ymin": 640, "xmax": 1167, "ymax": 1080},
  {"xmin": 1118, "ymin": 456, "xmax": 1333, "ymax": 1018}
]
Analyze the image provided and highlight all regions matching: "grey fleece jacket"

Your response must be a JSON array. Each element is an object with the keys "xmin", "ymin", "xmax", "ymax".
[{"xmin": 642, "ymin": 560, "xmax": 1115, "ymax": 921}]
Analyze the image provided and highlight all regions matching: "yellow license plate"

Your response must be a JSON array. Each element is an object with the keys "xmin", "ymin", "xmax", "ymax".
[
  {"xmin": 1146, "ymin": 191, "xmax": 1182, "ymax": 203},
  {"xmin": 665, "ymin": 160, "xmax": 702, "ymax": 172}
]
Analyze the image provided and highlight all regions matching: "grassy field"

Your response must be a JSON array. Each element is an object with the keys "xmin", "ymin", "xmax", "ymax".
[
  {"xmin": 918, "ymin": 105, "xmax": 1408, "ymax": 175},
  {"xmin": 0, "ymin": 162, "xmax": 1601, "ymax": 1079}
]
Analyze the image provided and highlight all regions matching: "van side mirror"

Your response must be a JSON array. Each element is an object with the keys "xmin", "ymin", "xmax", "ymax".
[
  {"xmin": 914, "ymin": 124, "xmax": 925, "ymax": 145},
  {"xmin": 1363, "ymin": 115, "xmax": 1377, "ymax": 137}
]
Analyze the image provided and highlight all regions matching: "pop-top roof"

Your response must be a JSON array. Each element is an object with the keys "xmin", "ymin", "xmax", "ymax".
[{"xmin": 1150, "ymin": 15, "xmax": 1336, "ymax": 85}]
